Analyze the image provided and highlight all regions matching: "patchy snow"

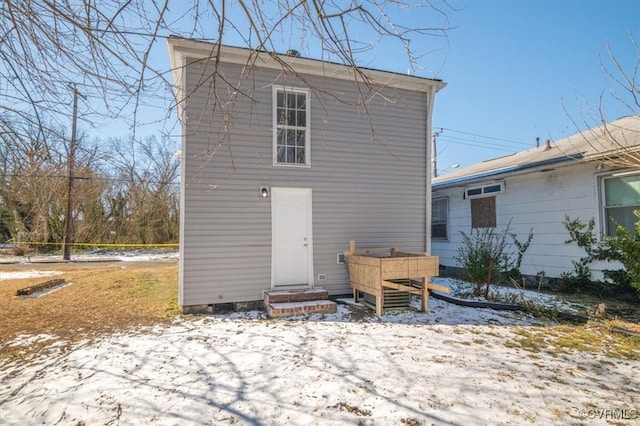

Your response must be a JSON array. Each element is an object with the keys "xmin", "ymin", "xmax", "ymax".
[
  {"xmin": 0, "ymin": 270, "xmax": 63, "ymax": 281},
  {"xmin": 1, "ymin": 300, "xmax": 638, "ymax": 425},
  {"xmin": 116, "ymin": 251, "xmax": 179, "ymax": 262},
  {"xmin": 433, "ymin": 277, "xmax": 584, "ymax": 314},
  {"xmin": 4, "ymin": 333, "xmax": 59, "ymax": 348},
  {"xmin": 0, "ymin": 250, "xmax": 179, "ymax": 265},
  {"xmin": 0, "ymin": 262, "xmax": 636, "ymax": 423}
]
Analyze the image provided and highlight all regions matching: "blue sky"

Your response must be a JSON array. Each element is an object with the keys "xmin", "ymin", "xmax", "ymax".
[
  {"xmin": 90, "ymin": 0, "xmax": 638, "ymax": 173},
  {"xmin": 428, "ymin": 0, "xmax": 639, "ymax": 172}
]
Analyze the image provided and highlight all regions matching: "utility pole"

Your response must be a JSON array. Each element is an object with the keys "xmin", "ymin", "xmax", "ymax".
[
  {"xmin": 63, "ymin": 84, "xmax": 81, "ymax": 260},
  {"xmin": 432, "ymin": 128, "xmax": 442, "ymax": 178}
]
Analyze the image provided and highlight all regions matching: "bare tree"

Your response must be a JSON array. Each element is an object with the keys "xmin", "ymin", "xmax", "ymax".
[
  {"xmin": 0, "ymin": 120, "xmax": 111, "ymax": 246},
  {"xmin": 1, "ymin": 1, "xmax": 451, "ymax": 246},
  {"xmin": 0, "ymin": 122, "xmax": 68, "ymax": 245},
  {"xmin": 0, "ymin": 121, "xmax": 180, "ymax": 246},
  {"xmin": 565, "ymin": 36, "xmax": 640, "ymax": 168},
  {"xmin": 105, "ymin": 135, "xmax": 180, "ymax": 243},
  {"xmin": 1, "ymin": 1, "xmax": 451, "ymax": 138}
]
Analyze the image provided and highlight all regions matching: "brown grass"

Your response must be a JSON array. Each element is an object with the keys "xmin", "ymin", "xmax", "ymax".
[
  {"xmin": 0, "ymin": 260, "xmax": 179, "ymax": 362},
  {"xmin": 508, "ymin": 322, "xmax": 640, "ymax": 360}
]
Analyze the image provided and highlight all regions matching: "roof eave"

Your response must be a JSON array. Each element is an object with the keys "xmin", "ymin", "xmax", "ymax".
[
  {"xmin": 166, "ymin": 37, "xmax": 447, "ymax": 94},
  {"xmin": 433, "ymin": 154, "xmax": 584, "ymax": 189}
]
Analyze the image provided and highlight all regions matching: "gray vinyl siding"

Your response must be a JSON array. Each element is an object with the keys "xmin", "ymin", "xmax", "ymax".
[{"xmin": 181, "ymin": 60, "xmax": 433, "ymax": 306}]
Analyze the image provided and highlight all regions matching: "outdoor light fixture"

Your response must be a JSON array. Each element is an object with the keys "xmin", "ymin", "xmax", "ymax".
[
  {"xmin": 260, "ymin": 186, "xmax": 270, "ymax": 198},
  {"xmin": 596, "ymin": 163, "xmax": 604, "ymax": 171}
]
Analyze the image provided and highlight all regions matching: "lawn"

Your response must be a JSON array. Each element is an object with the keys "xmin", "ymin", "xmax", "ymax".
[
  {"xmin": 1, "ymin": 258, "xmax": 639, "ymax": 425},
  {"xmin": 0, "ymin": 259, "xmax": 179, "ymax": 362}
]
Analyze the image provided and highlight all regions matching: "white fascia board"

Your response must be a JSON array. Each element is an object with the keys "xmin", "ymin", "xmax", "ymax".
[
  {"xmin": 166, "ymin": 37, "xmax": 446, "ymax": 98},
  {"xmin": 167, "ymin": 39, "xmax": 187, "ymax": 120}
]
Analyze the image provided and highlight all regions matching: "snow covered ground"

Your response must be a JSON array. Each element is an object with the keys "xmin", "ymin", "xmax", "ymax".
[
  {"xmin": 0, "ymin": 269, "xmax": 63, "ymax": 281},
  {"xmin": 0, "ymin": 250, "xmax": 179, "ymax": 265},
  {"xmin": 1, "ymin": 296, "xmax": 638, "ymax": 425}
]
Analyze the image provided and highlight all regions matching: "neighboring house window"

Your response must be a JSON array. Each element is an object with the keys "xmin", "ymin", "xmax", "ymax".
[
  {"xmin": 431, "ymin": 197, "xmax": 449, "ymax": 240},
  {"xmin": 602, "ymin": 173, "xmax": 640, "ymax": 236},
  {"xmin": 432, "ymin": 197, "xmax": 448, "ymax": 240},
  {"xmin": 471, "ymin": 196, "xmax": 496, "ymax": 228},
  {"xmin": 273, "ymin": 86, "xmax": 310, "ymax": 166},
  {"xmin": 465, "ymin": 182, "xmax": 504, "ymax": 199},
  {"xmin": 465, "ymin": 182, "xmax": 502, "ymax": 228}
]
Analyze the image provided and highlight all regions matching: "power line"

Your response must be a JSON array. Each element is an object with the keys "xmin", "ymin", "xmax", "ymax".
[
  {"xmin": 437, "ymin": 137, "xmax": 520, "ymax": 154},
  {"xmin": 437, "ymin": 127, "xmax": 534, "ymax": 148},
  {"xmin": 438, "ymin": 134, "xmax": 528, "ymax": 150},
  {"xmin": 1, "ymin": 173, "xmax": 179, "ymax": 186}
]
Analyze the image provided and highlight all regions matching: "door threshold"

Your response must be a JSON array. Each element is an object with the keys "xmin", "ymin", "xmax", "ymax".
[{"xmin": 272, "ymin": 285, "xmax": 312, "ymax": 291}]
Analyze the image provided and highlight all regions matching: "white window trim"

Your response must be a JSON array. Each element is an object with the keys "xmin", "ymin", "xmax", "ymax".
[
  {"xmin": 465, "ymin": 181, "xmax": 505, "ymax": 199},
  {"xmin": 272, "ymin": 85, "xmax": 311, "ymax": 167},
  {"xmin": 431, "ymin": 196, "xmax": 449, "ymax": 241},
  {"xmin": 599, "ymin": 170, "xmax": 640, "ymax": 236}
]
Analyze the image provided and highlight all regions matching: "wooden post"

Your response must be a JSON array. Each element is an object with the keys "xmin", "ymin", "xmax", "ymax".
[
  {"xmin": 348, "ymin": 240, "xmax": 356, "ymax": 255},
  {"xmin": 484, "ymin": 260, "xmax": 493, "ymax": 298},
  {"xmin": 376, "ymin": 288, "xmax": 384, "ymax": 316},
  {"xmin": 421, "ymin": 277, "xmax": 428, "ymax": 312},
  {"xmin": 63, "ymin": 86, "xmax": 79, "ymax": 261}
]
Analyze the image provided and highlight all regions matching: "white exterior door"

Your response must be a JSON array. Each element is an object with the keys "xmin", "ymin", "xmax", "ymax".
[{"xmin": 271, "ymin": 187, "xmax": 313, "ymax": 288}]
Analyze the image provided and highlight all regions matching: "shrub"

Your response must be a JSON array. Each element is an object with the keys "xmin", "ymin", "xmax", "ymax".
[
  {"xmin": 562, "ymin": 214, "xmax": 640, "ymax": 297},
  {"xmin": 607, "ymin": 211, "xmax": 640, "ymax": 294},
  {"xmin": 456, "ymin": 226, "xmax": 512, "ymax": 289},
  {"xmin": 9, "ymin": 245, "xmax": 29, "ymax": 257},
  {"xmin": 455, "ymin": 221, "xmax": 535, "ymax": 296}
]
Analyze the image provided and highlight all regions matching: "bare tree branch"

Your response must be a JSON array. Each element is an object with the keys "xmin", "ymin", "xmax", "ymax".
[
  {"xmin": 564, "ymin": 34, "xmax": 640, "ymax": 169},
  {"xmin": 0, "ymin": 0, "xmax": 452, "ymax": 245}
]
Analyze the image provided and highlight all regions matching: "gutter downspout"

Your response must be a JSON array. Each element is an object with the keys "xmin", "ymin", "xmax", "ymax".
[{"xmin": 425, "ymin": 86, "xmax": 436, "ymax": 255}]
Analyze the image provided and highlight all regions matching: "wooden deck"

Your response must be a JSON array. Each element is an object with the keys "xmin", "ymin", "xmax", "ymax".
[{"xmin": 345, "ymin": 241, "xmax": 449, "ymax": 316}]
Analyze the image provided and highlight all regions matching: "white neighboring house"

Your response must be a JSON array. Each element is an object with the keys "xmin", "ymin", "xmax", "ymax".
[{"xmin": 431, "ymin": 116, "xmax": 640, "ymax": 280}]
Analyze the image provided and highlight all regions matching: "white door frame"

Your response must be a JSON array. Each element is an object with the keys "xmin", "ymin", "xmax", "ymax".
[{"xmin": 271, "ymin": 187, "xmax": 314, "ymax": 289}]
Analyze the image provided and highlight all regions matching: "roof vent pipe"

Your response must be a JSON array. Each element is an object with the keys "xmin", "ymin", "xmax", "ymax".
[
  {"xmin": 545, "ymin": 139, "xmax": 551, "ymax": 151},
  {"xmin": 286, "ymin": 49, "xmax": 300, "ymax": 57},
  {"xmin": 536, "ymin": 137, "xmax": 540, "ymax": 148}
]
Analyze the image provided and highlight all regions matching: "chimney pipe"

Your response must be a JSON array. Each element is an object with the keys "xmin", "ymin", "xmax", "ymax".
[
  {"xmin": 545, "ymin": 139, "xmax": 551, "ymax": 151},
  {"xmin": 536, "ymin": 137, "xmax": 540, "ymax": 148}
]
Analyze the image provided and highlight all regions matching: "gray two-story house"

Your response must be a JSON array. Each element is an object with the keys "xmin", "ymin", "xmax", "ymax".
[{"xmin": 168, "ymin": 37, "xmax": 445, "ymax": 313}]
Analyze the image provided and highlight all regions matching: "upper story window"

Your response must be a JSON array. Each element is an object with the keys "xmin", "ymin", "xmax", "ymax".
[
  {"xmin": 273, "ymin": 86, "xmax": 310, "ymax": 167},
  {"xmin": 602, "ymin": 172, "xmax": 640, "ymax": 236}
]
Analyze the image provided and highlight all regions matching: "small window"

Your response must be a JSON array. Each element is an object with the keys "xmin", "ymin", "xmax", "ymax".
[
  {"xmin": 467, "ymin": 188, "xmax": 482, "ymax": 197},
  {"xmin": 273, "ymin": 86, "xmax": 310, "ymax": 166},
  {"xmin": 471, "ymin": 196, "xmax": 496, "ymax": 228},
  {"xmin": 602, "ymin": 173, "xmax": 640, "ymax": 236},
  {"xmin": 483, "ymin": 184, "xmax": 502, "ymax": 194},
  {"xmin": 465, "ymin": 182, "xmax": 504, "ymax": 199},
  {"xmin": 432, "ymin": 197, "xmax": 448, "ymax": 240}
]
